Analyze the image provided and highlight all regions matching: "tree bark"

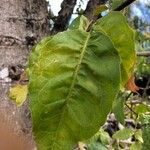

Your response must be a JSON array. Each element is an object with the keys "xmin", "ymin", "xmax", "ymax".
[
  {"xmin": 51, "ymin": 0, "xmax": 77, "ymax": 34},
  {"xmin": 83, "ymin": 0, "xmax": 107, "ymax": 21},
  {"xmin": 0, "ymin": 0, "xmax": 49, "ymax": 145}
]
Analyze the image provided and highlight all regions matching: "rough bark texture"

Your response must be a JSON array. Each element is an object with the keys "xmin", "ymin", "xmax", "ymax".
[
  {"xmin": 83, "ymin": 0, "xmax": 107, "ymax": 21},
  {"xmin": 0, "ymin": 0, "xmax": 49, "ymax": 147},
  {"xmin": 51, "ymin": 0, "xmax": 77, "ymax": 34}
]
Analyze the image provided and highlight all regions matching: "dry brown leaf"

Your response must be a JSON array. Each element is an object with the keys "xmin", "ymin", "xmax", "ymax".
[{"xmin": 125, "ymin": 75, "xmax": 139, "ymax": 93}]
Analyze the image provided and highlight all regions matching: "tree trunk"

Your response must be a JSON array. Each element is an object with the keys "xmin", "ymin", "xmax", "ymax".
[
  {"xmin": 51, "ymin": 0, "xmax": 77, "ymax": 34},
  {"xmin": 0, "ymin": 0, "xmax": 49, "ymax": 145}
]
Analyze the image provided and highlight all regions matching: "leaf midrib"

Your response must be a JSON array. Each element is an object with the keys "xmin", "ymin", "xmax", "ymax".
[
  {"xmin": 66, "ymin": 32, "xmax": 90, "ymax": 99},
  {"xmin": 51, "ymin": 32, "xmax": 91, "ymax": 149}
]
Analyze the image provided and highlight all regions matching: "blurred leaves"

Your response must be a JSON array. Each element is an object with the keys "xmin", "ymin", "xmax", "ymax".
[
  {"xmin": 130, "ymin": 142, "xmax": 142, "ymax": 150},
  {"xmin": 87, "ymin": 129, "xmax": 110, "ymax": 150},
  {"xmin": 113, "ymin": 128, "xmax": 134, "ymax": 140},
  {"xmin": 112, "ymin": 97, "xmax": 125, "ymax": 125},
  {"xmin": 135, "ymin": 104, "xmax": 150, "ymax": 115},
  {"xmin": 134, "ymin": 129, "xmax": 143, "ymax": 143}
]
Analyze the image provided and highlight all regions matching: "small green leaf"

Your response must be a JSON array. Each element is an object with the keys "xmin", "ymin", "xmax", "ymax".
[
  {"xmin": 130, "ymin": 142, "xmax": 142, "ymax": 150},
  {"xmin": 139, "ymin": 114, "xmax": 150, "ymax": 125},
  {"xmin": 88, "ymin": 142, "xmax": 108, "ymax": 150},
  {"xmin": 113, "ymin": 128, "xmax": 134, "ymax": 140},
  {"xmin": 99, "ymin": 129, "xmax": 110, "ymax": 145},
  {"xmin": 69, "ymin": 15, "xmax": 89, "ymax": 30},
  {"xmin": 93, "ymin": 5, "xmax": 108, "ymax": 16},
  {"xmin": 135, "ymin": 104, "xmax": 150, "ymax": 115},
  {"xmin": 86, "ymin": 132, "xmax": 101, "ymax": 144},
  {"xmin": 9, "ymin": 84, "xmax": 28, "ymax": 106},
  {"xmin": 112, "ymin": 97, "xmax": 125, "ymax": 125},
  {"xmin": 134, "ymin": 129, "xmax": 143, "ymax": 143},
  {"xmin": 142, "ymin": 124, "xmax": 150, "ymax": 150}
]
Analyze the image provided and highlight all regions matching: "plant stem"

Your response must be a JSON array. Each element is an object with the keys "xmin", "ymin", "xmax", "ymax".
[{"xmin": 125, "ymin": 102, "xmax": 138, "ymax": 118}]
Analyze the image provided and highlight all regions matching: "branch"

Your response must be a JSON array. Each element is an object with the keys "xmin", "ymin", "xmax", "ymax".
[
  {"xmin": 51, "ymin": 0, "xmax": 77, "ymax": 34},
  {"xmin": 83, "ymin": 0, "xmax": 107, "ymax": 21},
  {"xmin": 86, "ymin": 0, "xmax": 136, "ymax": 32},
  {"xmin": 114, "ymin": 0, "xmax": 136, "ymax": 11},
  {"xmin": 137, "ymin": 51, "xmax": 150, "ymax": 57}
]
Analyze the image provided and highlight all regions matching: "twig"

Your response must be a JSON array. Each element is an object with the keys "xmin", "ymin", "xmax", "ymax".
[
  {"xmin": 119, "ymin": 140, "xmax": 133, "ymax": 145},
  {"xmin": 125, "ymin": 102, "xmax": 138, "ymax": 118},
  {"xmin": 125, "ymin": 92, "xmax": 132, "ymax": 101},
  {"xmin": 137, "ymin": 51, "xmax": 150, "ymax": 57}
]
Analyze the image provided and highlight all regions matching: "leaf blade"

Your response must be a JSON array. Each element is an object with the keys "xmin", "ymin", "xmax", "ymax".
[
  {"xmin": 29, "ymin": 29, "xmax": 121, "ymax": 150},
  {"xmin": 94, "ymin": 11, "xmax": 136, "ymax": 87}
]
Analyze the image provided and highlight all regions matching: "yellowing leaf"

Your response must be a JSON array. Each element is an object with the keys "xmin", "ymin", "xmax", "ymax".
[
  {"xmin": 93, "ymin": 5, "xmax": 108, "ymax": 16},
  {"xmin": 28, "ymin": 12, "xmax": 135, "ymax": 150},
  {"xmin": 93, "ymin": 12, "xmax": 136, "ymax": 87},
  {"xmin": 29, "ymin": 24, "xmax": 121, "ymax": 150},
  {"xmin": 9, "ymin": 84, "xmax": 28, "ymax": 106}
]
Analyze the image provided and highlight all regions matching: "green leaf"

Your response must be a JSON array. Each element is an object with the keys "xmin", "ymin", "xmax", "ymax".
[
  {"xmin": 94, "ymin": 11, "xmax": 136, "ymax": 87},
  {"xmin": 139, "ymin": 114, "xmax": 150, "ymax": 125},
  {"xmin": 111, "ymin": 0, "xmax": 124, "ymax": 10},
  {"xmin": 112, "ymin": 97, "xmax": 125, "ymax": 125},
  {"xmin": 140, "ymin": 115, "xmax": 150, "ymax": 150},
  {"xmin": 134, "ymin": 129, "xmax": 143, "ymax": 143},
  {"xmin": 99, "ymin": 129, "xmax": 110, "ymax": 145},
  {"xmin": 142, "ymin": 124, "xmax": 150, "ymax": 150},
  {"xmin": 69, "ymin": 15, "xmax": 89, "ymax": 31},
  {"xmin": 28, "ymin": 29, "xmax": 121, "ymax": 150},
  {"xmin": 130, "ymin": 142, "xmax": 142, "ymax": 150},
  {"xmin": 93, "ymin": 5, "xmax": 108, "ymax": 16},
  {"xmin": 135, "ymin": 104, "xmax": 150, "ymax": 115},
  {"xmin": 88, "ymin": 142, "xmax": 108, "ymax": 150},
  {"xmin": 9, "ymin": 84, "xmax": 28, "ymax": 106},
  {"xmin": 86, "ymin": 131, "xmax": 101, "ymax": 144},
  {"xmin": 113, "ymin": 128, "xmax": 134, "ymax": 140},
  {"xmin": 86, "ymin": 129, "xmax": 110, "ymax": 146}
]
